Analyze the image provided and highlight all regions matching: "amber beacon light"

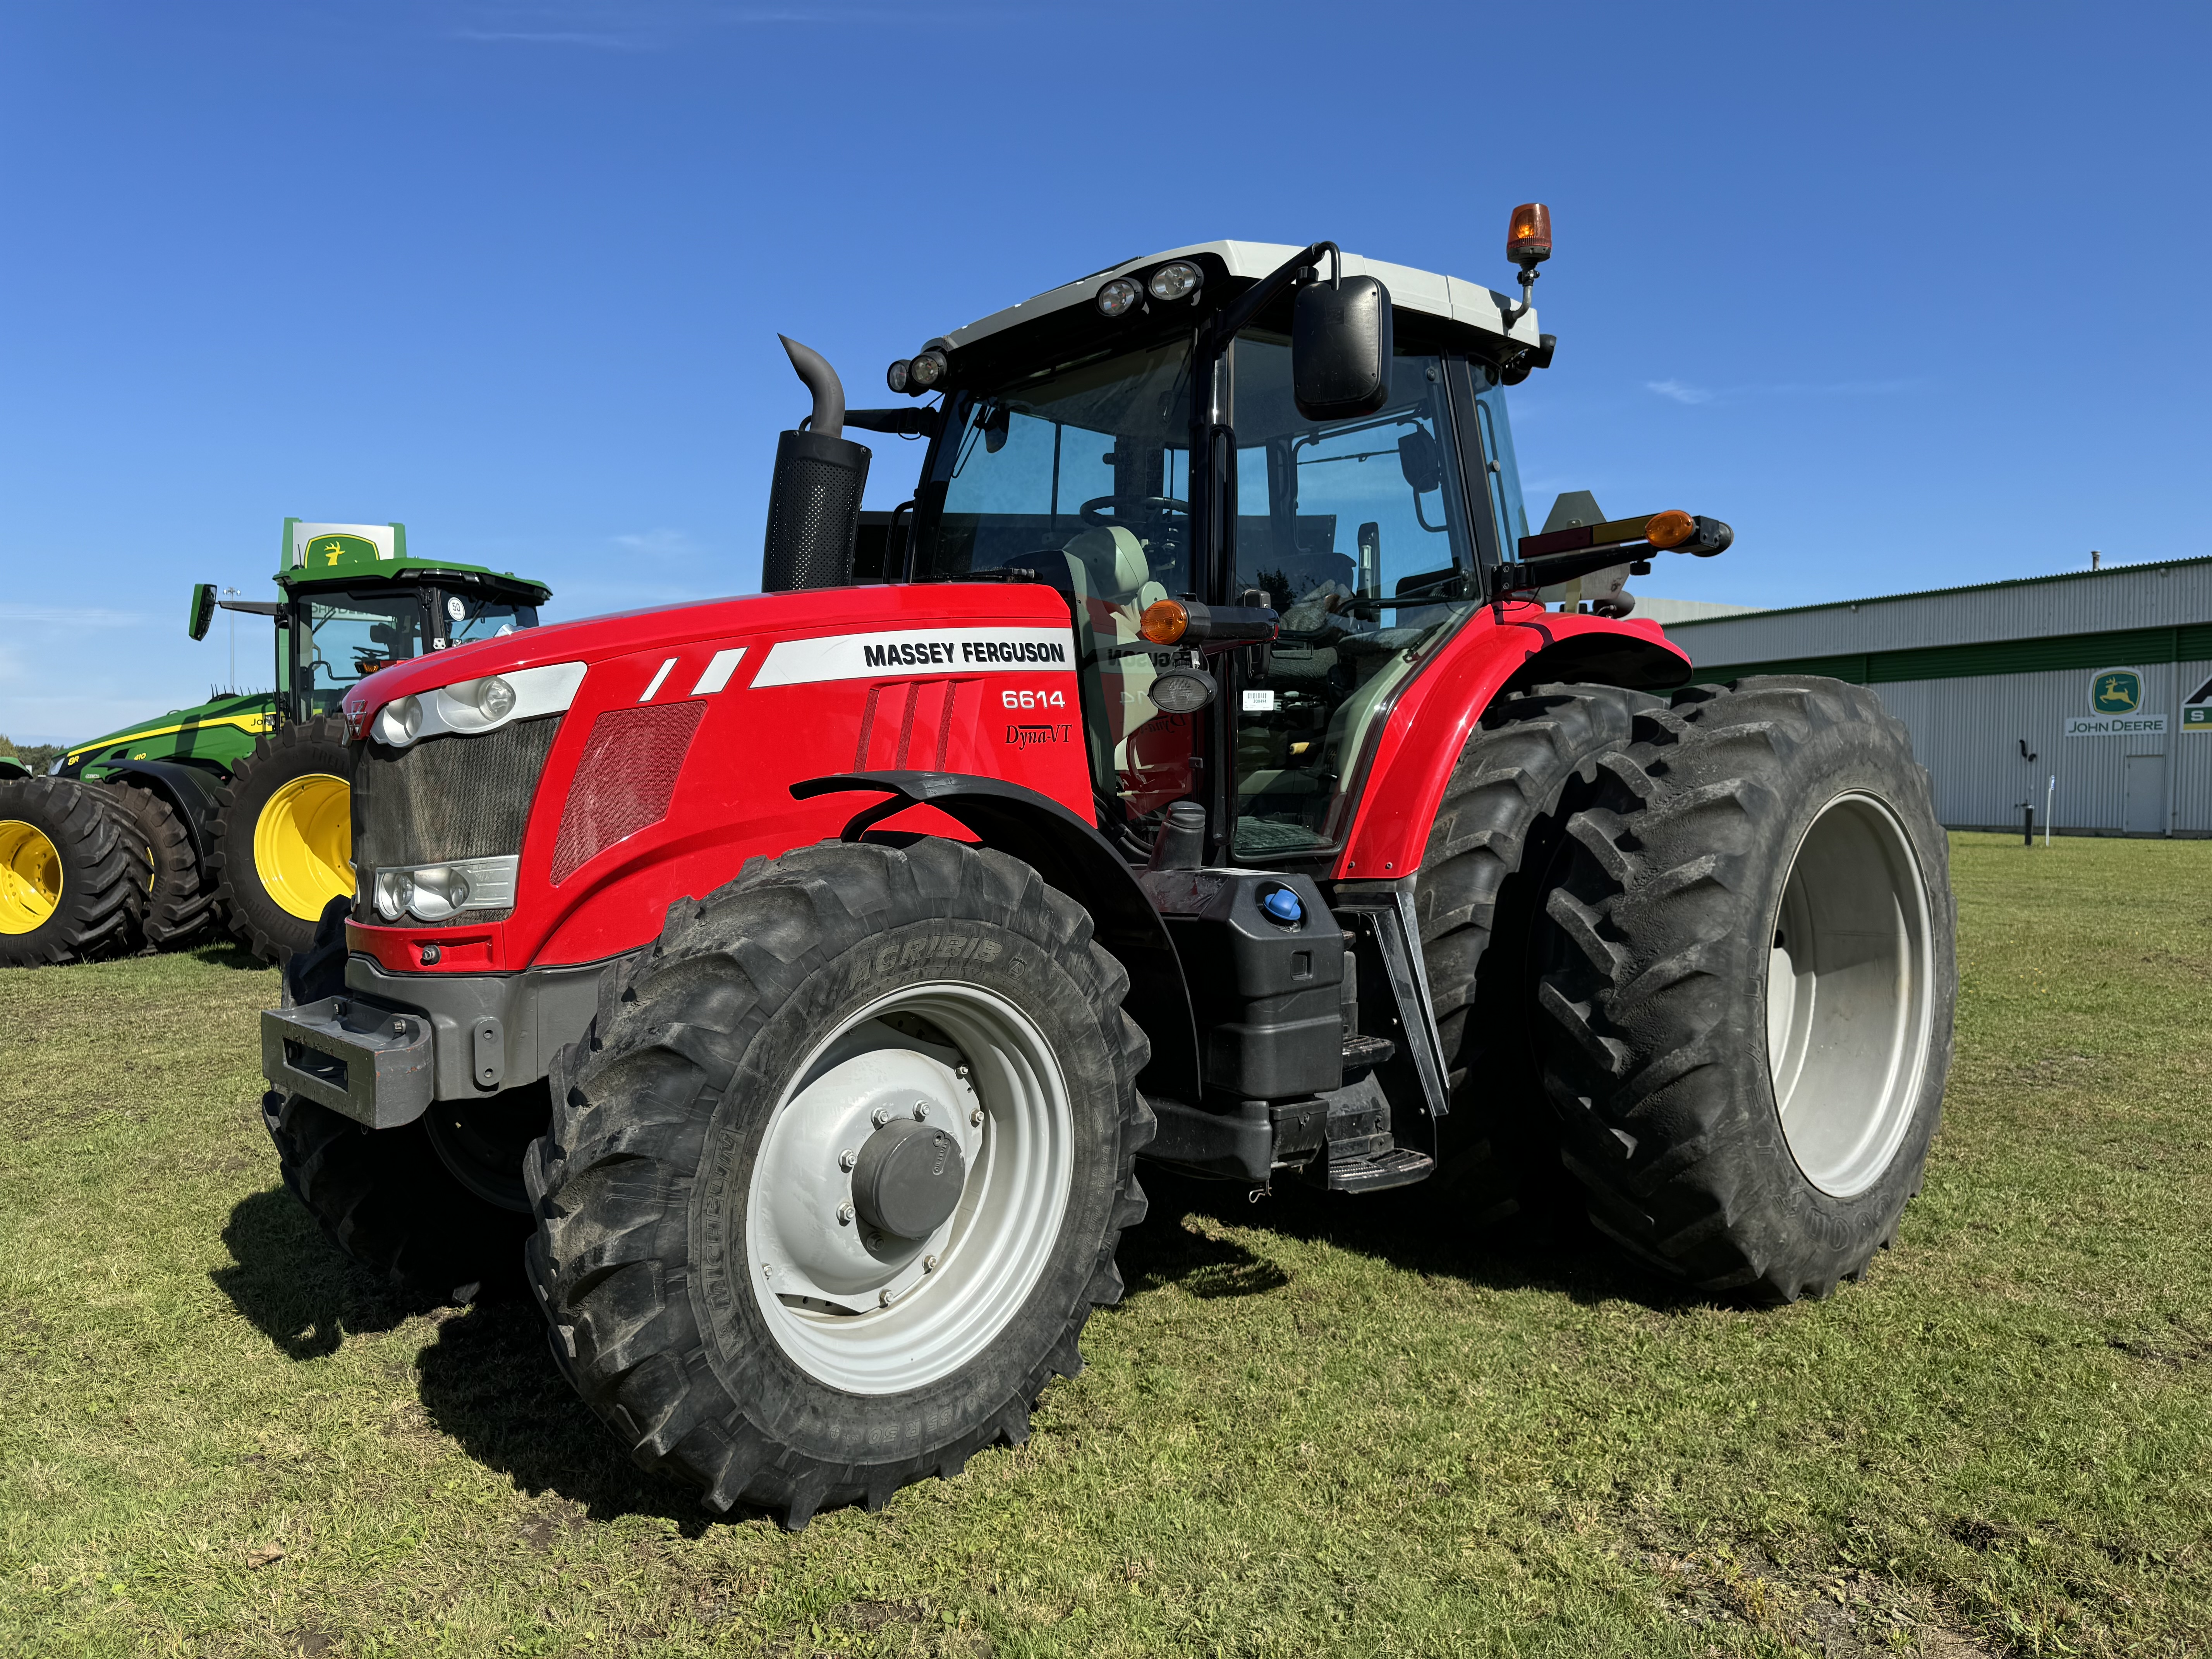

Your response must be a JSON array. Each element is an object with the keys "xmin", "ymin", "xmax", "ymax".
[{"xmin": 1507, "ymin": 202, "xmax": 1553, "ymax": 266}]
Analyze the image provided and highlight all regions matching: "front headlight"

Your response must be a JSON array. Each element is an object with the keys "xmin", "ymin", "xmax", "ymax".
[
  {"xmin": 371, "ymin": 855, "xmax": 518, "ymax": 924},
  {"xmin": 374, "ymin": 695, "xmax": 423, "ymax": 746},
  {"xmin": 369, "ymin": 660, "xmax": 586, "ymax": 749}
]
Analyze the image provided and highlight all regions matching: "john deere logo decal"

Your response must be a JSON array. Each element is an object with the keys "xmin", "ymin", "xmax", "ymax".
[
  {"xmin": 313, "ymin": 533, "xmax": 379, "ymax": 567},
  {"xmin": 2066, "ymin": 666, "xmax": 2166, "ymax": 737},
  {"xmin": 2092, "ymin": 669, "xmax": 2142, "ymax": 714}
]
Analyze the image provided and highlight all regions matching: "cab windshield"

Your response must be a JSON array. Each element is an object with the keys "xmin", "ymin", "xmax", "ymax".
[
  {"xmin": 296, "ymin": 591, "xmax": 429, "ymax": 716},
  {"xmin": 443, "ymin": 593, "xmax": 539, "ymax": 647}
]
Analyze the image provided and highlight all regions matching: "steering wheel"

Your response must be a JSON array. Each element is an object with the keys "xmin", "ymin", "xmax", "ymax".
[{"xmin": 1079, "ymin": 495, "xmax": 1190, "ymax": 527}]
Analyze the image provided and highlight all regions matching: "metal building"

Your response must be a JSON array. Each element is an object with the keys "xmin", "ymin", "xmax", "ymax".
[{"xmin": 1659, "ymin": 556, "xmax": 2212, "ymax": 837}]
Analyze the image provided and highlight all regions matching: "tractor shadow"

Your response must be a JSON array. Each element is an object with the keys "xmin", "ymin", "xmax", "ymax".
[
  {"xmin": 188, "ymin": 940, "xmax": 274, "ymax": 973},
  {"xmin": 212, "ymin": 1188, "xmax": 716, "ymax": 1527},
  {"xmin": 1125, "ymin": 1164, "xmax": 1706, "ymax": 1314}
]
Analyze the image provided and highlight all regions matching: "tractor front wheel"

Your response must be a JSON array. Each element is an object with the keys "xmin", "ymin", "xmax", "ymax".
[
  {"xmin": 211, "ymin": 718, "xmax": 356, "ymax": 965},
  {"xmin": 1532, "ymin": 677, "xmax": 1956, "ymax": 1301},
  {"xmin": 525, "ymin": 838, "xmax": 1153, "ymax": 1529}
]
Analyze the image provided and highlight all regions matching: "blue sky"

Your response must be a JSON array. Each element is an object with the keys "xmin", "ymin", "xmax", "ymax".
[{"xmin": 3, "ymin": 1, "xmax": 2205, "ymax": 744}]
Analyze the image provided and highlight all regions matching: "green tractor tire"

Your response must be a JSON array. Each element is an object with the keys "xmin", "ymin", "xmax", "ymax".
[
  {"xmin": 87, "ymin": 780, "xmax": 215, "ymax": 951},
  {"xmin": 209, "ymin": 718, "xmax": 357, "ymax": 966},
  {"xmin": 0, "ymin": 778, "xmax": 150, "ymax": 967}
]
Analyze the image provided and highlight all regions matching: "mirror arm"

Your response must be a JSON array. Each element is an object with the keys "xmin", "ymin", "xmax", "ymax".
[
  {"xmin": 217, "ymin": 600, "xmax": 284, "ymax": 617},
  {"xmin": 1488, "ymin": 543, "xmax": 1654, "ymax": 600}
]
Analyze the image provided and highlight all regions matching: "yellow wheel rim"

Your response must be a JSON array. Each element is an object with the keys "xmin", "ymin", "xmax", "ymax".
[
  {"xmin": 0, "ymin": 819, "xmax": 63, "ymax": 935},
  {"xmin": 252, "ymin": 774, "xmax": 354, "ymax": 922}
]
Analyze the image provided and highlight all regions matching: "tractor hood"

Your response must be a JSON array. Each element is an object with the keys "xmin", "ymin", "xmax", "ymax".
[{"xmin": 337, "ymin": 583, "xmax": 1077, "ymax": 740}]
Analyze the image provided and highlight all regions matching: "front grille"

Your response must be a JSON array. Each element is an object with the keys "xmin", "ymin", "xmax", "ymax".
[{"xmin": 352, "ymin": 713, "xmax": 563, "ymax": 924}]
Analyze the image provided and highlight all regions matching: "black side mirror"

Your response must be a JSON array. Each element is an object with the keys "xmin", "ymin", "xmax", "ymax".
[
  {"xmin": 1292, "ymin": 275, "xmax": 1393, "ymax": 422},
  {"xmin": 187, "ymin": 582, "xmax": 216, "ymax": 641},
  {"xmin": 1396, "ymin": 430, "xmax": 1441, "ymax": 494}
]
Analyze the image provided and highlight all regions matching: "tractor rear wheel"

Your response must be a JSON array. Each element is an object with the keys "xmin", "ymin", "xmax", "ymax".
[
  {"xmin": 0, "ymin": 777, "xmax": 148, "ymax": 966},
  {"xmin": 211, "ymin": 717, "xmax": 356, "ymax": 965},
  {"xmin": 1417, "ymin": 683, "xmax": 1662, "ymax": 1221},
  {"xmin": 1532, "ymin": 677, "xmax": 1956, "ymax": 1301},
  {"xmin": 525, "ymin": 838, "xmax": 1153, "ymax": 1529},
  {"xmin": 89, "ymin": 780, "xmax": 213, "ymax": 950}
]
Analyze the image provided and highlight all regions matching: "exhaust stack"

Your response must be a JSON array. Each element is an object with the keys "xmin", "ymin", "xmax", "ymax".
[{"xmin": 761, "ymin": 335, "xmax": 870, "ymax": 594}]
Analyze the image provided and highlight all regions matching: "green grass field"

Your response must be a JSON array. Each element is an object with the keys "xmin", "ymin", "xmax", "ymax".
[{"xmin": 3, "ymin": 832, "xmax": 2207, "ymax": 1657}]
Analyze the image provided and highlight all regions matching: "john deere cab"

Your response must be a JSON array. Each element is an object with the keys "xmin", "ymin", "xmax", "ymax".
[{"xmin": 0, "ymin": 520, "xmax": 550, "ymax": 967}]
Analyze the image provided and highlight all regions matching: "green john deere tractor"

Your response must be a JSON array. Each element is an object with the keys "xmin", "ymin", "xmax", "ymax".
[{"xmin": 0, "ymin": 519, "xmax": 550, "ymax": 968}]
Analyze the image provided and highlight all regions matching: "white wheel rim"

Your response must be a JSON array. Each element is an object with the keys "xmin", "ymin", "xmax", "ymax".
[
  {"xmin": 1765, "ymin": 791, "xmax": 1936, "ymax": 1198},
  {"xmin": 745, "ymin": 981, "xmax": 1073, "ymax": 1395}
]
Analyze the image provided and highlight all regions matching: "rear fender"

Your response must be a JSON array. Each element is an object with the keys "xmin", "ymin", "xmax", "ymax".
[
  {"xmin": 1334, "ymin": 609, "xmax": 1689, "ymax": 881},
  {"xmin": 793, "ymin": 770, "xmax": 1202, "ymax": 1103}
]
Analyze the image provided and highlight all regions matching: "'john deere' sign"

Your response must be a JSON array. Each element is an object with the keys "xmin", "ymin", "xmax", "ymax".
[
  {"xmin": 307, "ymin": 533, "xmax": 378, "ymax": 568},
  {"xmin": 2066, "ymin": 666, "xmax": 2166, "ymax": 737}
]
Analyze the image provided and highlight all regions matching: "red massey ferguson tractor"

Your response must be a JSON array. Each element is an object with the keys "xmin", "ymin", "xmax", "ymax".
[{"xmin": 261, "ymin": 213, "xmax": 1956, "ymax": 1528}]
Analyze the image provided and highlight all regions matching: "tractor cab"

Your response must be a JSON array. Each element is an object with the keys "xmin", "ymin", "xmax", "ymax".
[
  {"xmin": 192, "ymin": 520, "xmax": 550, "ymax": 723},
  {"xmin": 854, "ymin": 242, "xmax": 1551, "ymax": 868}
]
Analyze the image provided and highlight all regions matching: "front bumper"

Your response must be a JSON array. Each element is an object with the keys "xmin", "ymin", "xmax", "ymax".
[
  {"xmin": 260, "ymin": 949, "xmax": 633, "ymax": 1129},
  {"xmin": 261, "ymin": 998, "xmax": 435, "ymax": 1128}
]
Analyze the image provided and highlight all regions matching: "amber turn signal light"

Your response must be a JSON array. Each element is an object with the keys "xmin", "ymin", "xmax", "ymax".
[
  {"xmin": 1140, "ymin": 598, "xmax": 1190, "ymax": 645},
  {"xmin": 1507, "ymin": 202, "xmax": 1553, "ymax": 265},
  {"xmin": 1643, "ymin": 510, "xmax": 1696, "ymax": 550}
]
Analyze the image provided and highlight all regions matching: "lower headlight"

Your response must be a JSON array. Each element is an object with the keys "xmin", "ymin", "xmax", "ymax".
[
  {"xmin": 369, "ymin": 855, "xmax": 519, "ymax": 924},
  {"xmin": 374, "ymin": 867, "xmax": 415, "ymax": 921}
]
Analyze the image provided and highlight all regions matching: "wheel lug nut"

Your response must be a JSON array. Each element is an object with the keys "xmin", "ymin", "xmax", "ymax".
[
  {"xmin": 970, "ymin": 1108, "xmax": 983, "ymax": 1128},
  {"xmin": 924, "ymin": 1254, "xmax": 938, "ymax": 1273},
  {"xmin": 878, "ymin": 1288, "xmax": 893, "ymax": 1308},
  {"xmin": 839, "ymin": 1149, "xmax": 856, "ymax": 1171},
  {"xmin": 836, "ymin": 1203, "xmax": 854, "ymax": 1226},
  {"xmin": 912, "ymin": 1102, "xmax": 928, "ymax": 1121},
  {"xmin": 871, "ymin": 1107, "xmax": 894, "ymax": 1128}
]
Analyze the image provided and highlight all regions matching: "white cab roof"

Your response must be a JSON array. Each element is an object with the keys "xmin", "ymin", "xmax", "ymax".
[{"xmin": 934, "ymin": 240, "xmax": 1544, "ymax": 354}]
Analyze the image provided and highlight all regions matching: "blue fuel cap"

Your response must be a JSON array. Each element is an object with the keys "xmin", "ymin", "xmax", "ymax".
[{"xmin": 1260, "ymin": 886, "xmax": 1304, "ymax": 926}]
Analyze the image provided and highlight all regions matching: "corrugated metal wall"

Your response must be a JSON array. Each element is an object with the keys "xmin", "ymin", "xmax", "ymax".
[
  {"xmin": 1666, "ymin": 558, "xmax": 2212, "ymax": 661},
  {"xmin": 1868, "ymin": 661, "xmax": 2212, "ymax": 834},
  {"xmin": 1654, "ymin": 556, "xmax": 2212, "ymax": 835}
]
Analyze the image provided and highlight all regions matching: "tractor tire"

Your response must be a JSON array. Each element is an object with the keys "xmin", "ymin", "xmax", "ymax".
[
  {"xmin": 525, "ymin": 838, "xmax": 1154, "ymax": 1530},
  {"xmin": 1417, "ymin": 683, "xmax": 1662, "ymax": 1221},
  {"xmin": 0, "ymin": 777, "xmax": 148, "ymax": 966},
  {"xmin": 262, "ymin": 1087, "xmax": 545, "ymax": 1299},
  {"xmin": 211, "ymin": 717, "xmax": 356, "ymax": 965},
  {"xmin": 89, "ymin": 780, "xmax": 213, "ymax": 950},
  {"xmin": 1532, "ymin": 677, "xmax": 1957, "ymax": 1302}
]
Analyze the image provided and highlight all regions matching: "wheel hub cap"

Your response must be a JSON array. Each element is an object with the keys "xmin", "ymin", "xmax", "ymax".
[{"xmin": 851, "ymin": 1117, "xmax": 969, "ymax": 1240}]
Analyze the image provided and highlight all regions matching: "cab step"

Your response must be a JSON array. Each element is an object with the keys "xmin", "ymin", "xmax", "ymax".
[{"xmin": 1319, "ymin": 1144, "xmax": 1435, "ymax": 1193}]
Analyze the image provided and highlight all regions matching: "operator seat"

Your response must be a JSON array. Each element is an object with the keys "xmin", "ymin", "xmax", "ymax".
[{"xmin": 1057, "ymin": 524, "xmax": 1171, "ymax": 776}]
